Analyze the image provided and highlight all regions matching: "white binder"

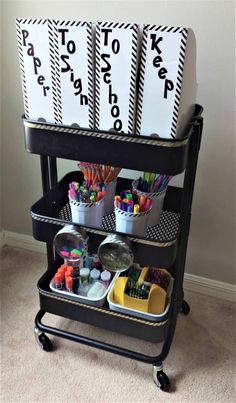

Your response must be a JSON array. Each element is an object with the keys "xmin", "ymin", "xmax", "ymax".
[
  {"xmin": 136, "ymin": 25, "xmax": 197, "ymax": 138},
  {"xmin": 16, "ymin": 18, "xmax": 55, "ymax": 123},
  {"xmin": 50, "ymin": 20, "xmax": 94, "ymax": 128},
  {"xmin": 95, "ymin": 22, "xmax": 139, "ymax": 134}
]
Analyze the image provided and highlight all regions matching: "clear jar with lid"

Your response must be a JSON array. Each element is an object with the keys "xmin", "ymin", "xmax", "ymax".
[
  {"xmin": 90, "ymin": 268, "xmax": 100, "ymax": 283},
  {"xmin": 101, "ymin": 270, "xmax": 111, "ymax": 288}
]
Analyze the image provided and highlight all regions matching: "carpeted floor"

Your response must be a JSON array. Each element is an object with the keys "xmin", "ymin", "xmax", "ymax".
[{"xmin": 0, "ymin": 246, "xmax": 235, "ymax": 403}]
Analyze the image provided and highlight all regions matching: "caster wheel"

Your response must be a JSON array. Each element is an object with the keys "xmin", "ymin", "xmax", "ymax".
[
  {"xmin": 181, "ymin": 300, "xmax": 190, "ymax": 315},
  {"xmin": 153, "ymin": 367, "xmax": 170, "ymax": 392},
  {"xmin": 34, "ymin": 327, "xmax": 53, "ymax": 352},
  {"xmin": 38, "ymin": 333, "xmax": 53, "ymax": 352}
]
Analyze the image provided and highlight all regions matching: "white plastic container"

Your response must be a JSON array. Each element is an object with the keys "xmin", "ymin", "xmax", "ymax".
[
  {"xmin": 69, "ymin": 197, "xmax": 104, "ymax": 227},
  {"xmin": 132, "ymin": 179, "xmax": 167, "ymax": 226},
  {"xmin": 107, "ymin": 277, "xmax": 173, "ymax": 321},
  {"xmin": 114, "ymin": 205, "xmax": 151, "ymax": 236},
  {"xmin": 104, "ymin": 179, "xmax": 117, "ymax": 215},
  {"xmin": 49, "ymin": 272, "xmax": 119, "ymax": 307}
]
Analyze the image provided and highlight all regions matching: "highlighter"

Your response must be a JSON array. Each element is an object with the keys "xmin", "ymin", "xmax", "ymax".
[
  {"xmin": 139, "ymin": 194, "xmax": 146, "ymax": 206},
  {"xmin": 145, "ymin": 198, "xmax": 152, "ymax": 211},
  {"xmin": 133, "ymin": 204, "xmax": 139, "ymax": 214}
]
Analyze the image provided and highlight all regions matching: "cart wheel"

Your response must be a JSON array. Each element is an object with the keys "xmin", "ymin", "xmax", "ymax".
[
  {"xmin": 34, "ymin": 327, "xmax": 53, "ymax": 352},
  {"xmin": 153, "ymin": 366, "xmax": 170, "ymax": 392},
  {"xmin": 181, "ymin": 300, "xmax": 190, "ymax": 315}
]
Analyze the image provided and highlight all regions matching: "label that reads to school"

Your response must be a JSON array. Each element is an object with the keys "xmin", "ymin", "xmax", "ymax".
[
  {"xmin": 136, "ymin": 25, "xmax": 196, "ymax": 138},
  {"xmin": 16, "ymin": 18, "xmax": 55, "ymax": 123},
  {"xmin": 95, "ymin": 22, "xmax": 138, "ymax": 134},
  {"xmin": 52, "ymin": 20, "xmax": 94, "ymax": 128}
]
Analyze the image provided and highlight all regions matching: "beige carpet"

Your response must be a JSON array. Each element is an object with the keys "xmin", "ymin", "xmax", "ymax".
[{"xmin": 0, "ymin": 246, "xmax": 235, "ymax": 403}]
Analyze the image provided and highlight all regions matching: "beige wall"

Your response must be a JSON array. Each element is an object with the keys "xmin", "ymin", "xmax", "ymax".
[{"xmin": 1, "ymin": 0, "xmax": 235, "ymax": 284}]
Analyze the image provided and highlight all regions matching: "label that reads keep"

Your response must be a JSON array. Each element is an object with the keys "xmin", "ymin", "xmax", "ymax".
[
  {"xmin": 16, "ymin": 19, "xmax": 55, "ymax": 123},
  {"xmin": 95, "ymin": 22, "xmax": 138, "ymax": 134},
  {"xmin": 53, "ymin": 20, "xmax": 94, "ymax": 128},
  {"xmin": 136, "ymin": 25, "xmax": 188, "ymax": 138}
]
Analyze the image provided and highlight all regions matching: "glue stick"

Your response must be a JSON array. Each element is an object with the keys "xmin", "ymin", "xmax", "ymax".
[{"xmin": 65, "ymin": 276, "xmax": 73, "ymax": 293}]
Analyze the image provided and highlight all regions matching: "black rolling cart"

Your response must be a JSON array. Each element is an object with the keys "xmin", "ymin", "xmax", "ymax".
[{"xmin": 23, "ymin": 104, "xmax": 203, "ymax": 392}]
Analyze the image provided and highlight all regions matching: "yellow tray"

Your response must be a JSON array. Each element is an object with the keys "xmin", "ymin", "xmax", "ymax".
[{"xmin": 108, "ymin": 268, "xmax": 173, "ymax": 317}]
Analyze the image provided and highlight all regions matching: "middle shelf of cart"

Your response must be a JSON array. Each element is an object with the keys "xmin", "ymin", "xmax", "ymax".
[{"xmin": 31, "ymin": 171, "xmax": 183, "ymax": 268}]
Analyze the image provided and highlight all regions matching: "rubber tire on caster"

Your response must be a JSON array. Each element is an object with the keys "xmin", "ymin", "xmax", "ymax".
[
  {"xmin": 37, "ymin": 333, "xmax": 53, "ymax": 352},
  {"xmin": 153, "ymin": 370, "xmax": 170, "ymax": 392},
  {"xmin": 181, "ymin": 300, "xmax": 190, "ymax": 315}
]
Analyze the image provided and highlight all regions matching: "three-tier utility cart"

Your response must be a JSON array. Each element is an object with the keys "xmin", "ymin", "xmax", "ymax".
[{"xmin": 23, "ymin": 104, "xmax": 203, "ymax": 392}]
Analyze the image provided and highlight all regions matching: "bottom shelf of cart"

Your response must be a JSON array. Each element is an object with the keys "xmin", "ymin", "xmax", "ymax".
[{"xmin": 38, "ymin": 270, "xmax": 171, "ymax": 343}]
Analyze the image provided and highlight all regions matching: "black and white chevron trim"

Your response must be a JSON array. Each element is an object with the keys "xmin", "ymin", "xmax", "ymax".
[
  {"xmin": 136, "ymin": 28, "xmax": 148, "ymax": 135},
  {"xmin": 17, "ymin": 18, "xmax": 47, "ymax": 24},
  {"xmin": 69, "ymin": 199, "xmax": 103, "ymax": 207},
  {"xmin": 48, "ymin": 20, "xmax": 63, "ymax": 124},
  {"xmin": 94, "ymin": 23, "xmax": 101, "ymax": 129},
  {"xmin": 57, "ymin": 20, "xmax": 87, "ymax": 27},
  {"xmin": 16, "ymin": 19, "xmax": 29, "ymax": 118},
  {"xmin": 170, "ymin": 28, "xmax": 188, "ymax": 138},
  {"xmin": 115, "ymin": 206, "xmax": 150, "ymax": 217},
  {"xmin": 144, "ymin": 24, "xmax": 185, "ymax": 34},
  {"xmin": 127, "ymin": 25, "xmax": 138, "ymax": 134},
  {"xmin": 25, "ymin": 120, "xmax": 189, "ymax": 147},
  {"xmin": 47, "ymin": 20, "xmax": 57, "ymax": 121},
  {"xmin": 98, "ymin": 21, "xmax": 135, "ymax": 29},
  {"xmin": 87, "ymin": 23, "xmax": 94, "ymax": 129}
]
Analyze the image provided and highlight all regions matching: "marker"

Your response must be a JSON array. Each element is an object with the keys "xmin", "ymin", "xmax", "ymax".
[
  {"xmin": 54, "ymin": 273, "xmax": 62, "ymax": 290},
  {"xmin": 122, "ymin": 203, "xmax": 127, "ymax": 212},
  {"xmin": 114, "ymin": 196, "xmax": 120, "ymax": 207},
  {"xmin": 145, "ymin": 198, "xmax": 152, "ymax": 211},
  {"xmin": 65, "ymin": 267, "xmax": 73, "ymax": 278},
  {"xmin": 139, "ymin": 194, "xmax": 146, "ymax": 206},
  {"xmin": 65, "ymin": 276, "xmax": 73, "ymax": 292},
  {"xmin": 133, "ymin": 204, "xmax": 139, "ymax": 214},
  {"xmin": 139, "ymin": 205, "xmax": 145, "ymax": 212}
]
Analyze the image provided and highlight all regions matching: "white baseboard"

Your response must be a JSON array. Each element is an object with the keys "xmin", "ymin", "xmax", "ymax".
[
  {"xmin": 184, "ymin": 273, "xmax": 235, "ymax": 302},
  {"xmin": 1, "ymin": 230, "xmax": 235, "ymax": 302},
  {"xmin": 1, "ymin": 230, "xmax": 46, "ymax": 254}
]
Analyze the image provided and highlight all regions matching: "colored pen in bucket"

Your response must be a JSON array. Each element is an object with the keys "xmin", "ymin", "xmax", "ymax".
[
  {"xmin": 68, "ymin": 181, "xmax": 106, "ymax": 203},
  {"xmin": 137, "ymin": 173, "xmax": 173, "ymax": 193},
  {"xmin": 114, "ymin": 191, "xmax": 152, "ymax": 213},
  {"xmin": 77, "ymin": 162, "xmax": 122, "ymax": 184}
]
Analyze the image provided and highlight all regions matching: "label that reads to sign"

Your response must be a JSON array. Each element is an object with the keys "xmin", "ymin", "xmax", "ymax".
[
  {"xmin": 136, "ymin": 25, "xmax": 196, "ymax": 138},
  {"xmin": 95, "ymin": 22, "xmax": 138, "ymax": 134},
  {"xmin": 16, "ymin": 18, "xmax": 55, "ymax": 122},
  {"xmin": 51, "ymin": 20, "xmax": 94, "ymax": 128}
]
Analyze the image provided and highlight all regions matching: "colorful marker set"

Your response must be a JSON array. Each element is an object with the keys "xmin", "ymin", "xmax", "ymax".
[
  {"xmin": 114, "ymin": 190, "xmax": 152, "ymax": 213},
  {"xmin": 78, "ymin": 162, "xmax": 121, "ymax": 184},
  {"xmin": 68, "ymin": 181, "xmax": 106, "ymax": 203},
  {"xmin": 126, "ymin": 279, "xmax": 150, "ymax": 300},
  {"xmin": 144, "ymin": 268, "xmax": 170, "ymax": 291},
  {"xmin": 137, "ymin": 173, "xmax": 173, "ymax": 193}
]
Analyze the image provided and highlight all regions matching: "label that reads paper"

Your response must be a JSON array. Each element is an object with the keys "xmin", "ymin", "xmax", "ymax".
[
  {"xmin": 95, "ymin": 22, "xmax": 138, "ymax": 134},
  {"xmin": 136, "ymin": 25, "xmax": 191, "ymax": 138},
  {"xmin": 51, "ymin": 20, "xmax": 94, "ymax": 128},
  {"xmin": 16, "ymin": 18, "xmax": 55, "ymax": 122}
]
